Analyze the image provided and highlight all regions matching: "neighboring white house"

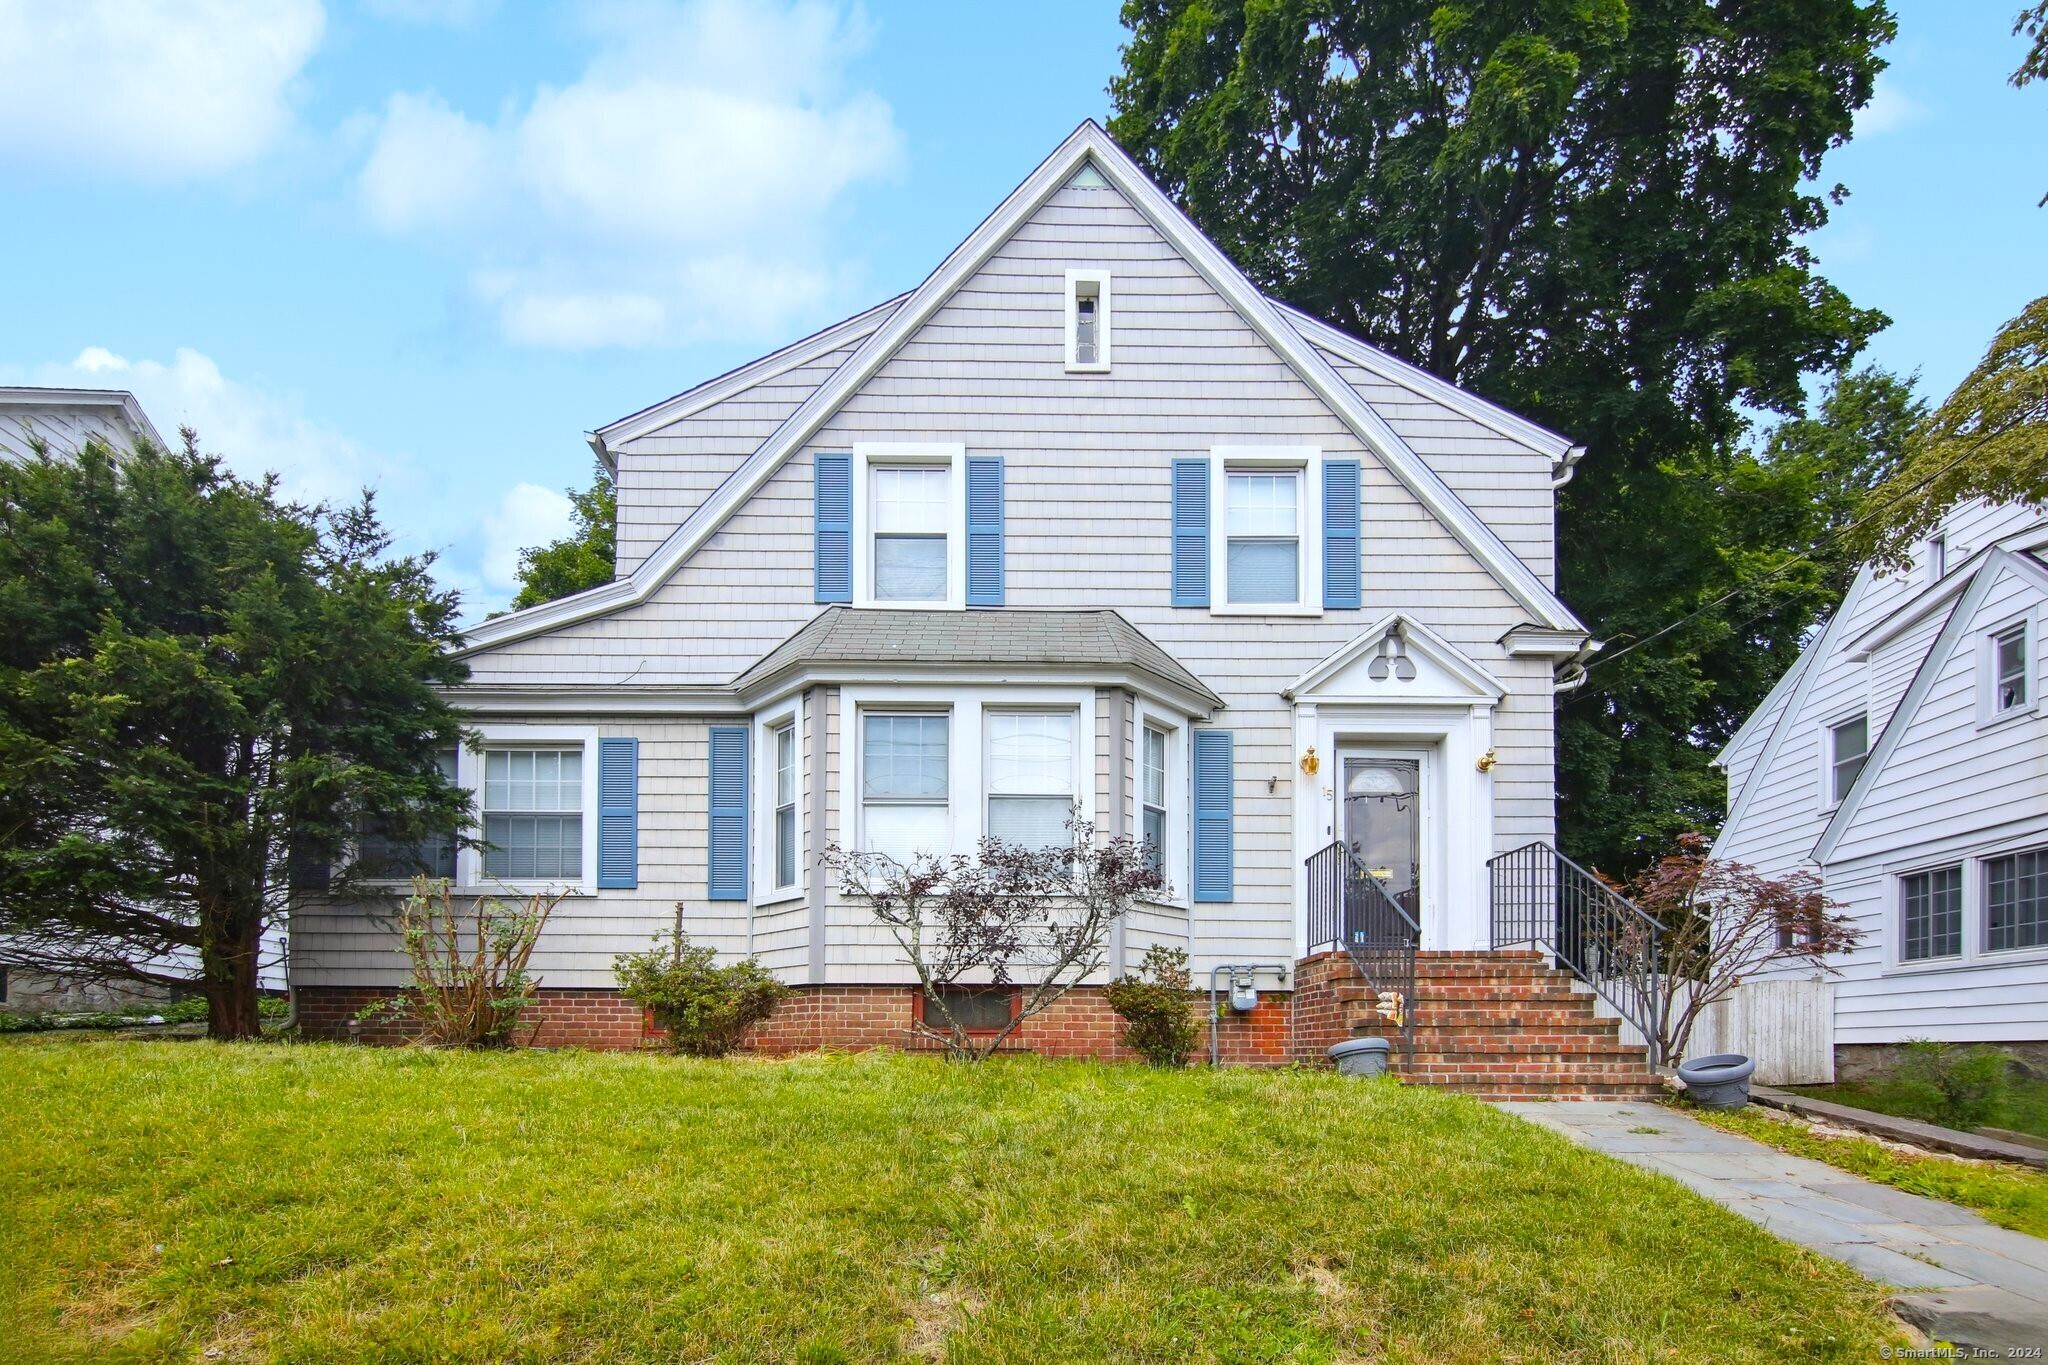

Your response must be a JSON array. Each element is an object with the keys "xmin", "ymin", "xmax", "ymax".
[
  {"xmin": 0, "ymin": 386, "xmax": 183, "ymax": 1011},
  {"xmin": 1712, "ymin": 498, "xmax": 2048, "ymax": 1081},
  {"xmin": 0, "ymin": 386, "xmax": 165, "ymax": 462},
  {"xmin": 292, "ymin": 122, "xmax": 1658, "ymax": 1093}
]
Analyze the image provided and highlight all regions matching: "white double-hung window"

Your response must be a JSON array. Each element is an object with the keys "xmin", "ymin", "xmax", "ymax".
[
  {"xmin": 482, "ymin": 748, "xmax": 583, "ymax": 880},
  {"xmin": 1210, "ymin": 449, "xmax": 1321, "ymax": 613},
  {"xmin": 1226, "ymin": 470, "xmax": 1301, "ymax": 604},
  {"xmin": 773, "ymin": 722, "xmax": 798, "ymax": 889},
  {"xmin": 1996, "ymin": 625, "xmax": 2029, "ymax": 714},
  {"xmin": 862, "ymin": 713, "xmax": 950, "ymax": 866},
  {"xmin": 1141, "ymin": 725, "xmax": 1168, "ymax": 871},
  {"xmin": 871, "ymin": 466, "xmax": 950, "ymax": 602},
  {"xmin": 985, "ymin": 711, "xmax": 1077, "ymax": 853}
]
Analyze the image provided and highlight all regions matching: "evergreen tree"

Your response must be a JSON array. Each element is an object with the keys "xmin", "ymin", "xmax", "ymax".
[{"xmin": 0, "ymin": 433, "xmax": 470, "ymax": 1037}]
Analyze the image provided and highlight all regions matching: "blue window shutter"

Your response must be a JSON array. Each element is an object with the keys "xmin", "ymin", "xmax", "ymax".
[
  {"xmin": 708, "ymin": 726, "xmax": 749, "ymax": 901},
  {"xmin": 965, "ymin": 455, "xmax": 1004, "ymax": 606},
  {"xmin": 1323, "ymin": 459, "xmax": 1361, "ymax": 609},
  {"xmin": 1170, "ymin": 458, "xmax": 1209, "ymax": 607},
  {"xmin": 814, "ymin": 452, "xmax": 852, "ymax": 603},
  {"xmin": 1192, "ymin": 730, "xmax": 1233, "ymax": 903},
  {"xmin": 596, "ymin": 737, "xmax": 639, "ymax": 889}
]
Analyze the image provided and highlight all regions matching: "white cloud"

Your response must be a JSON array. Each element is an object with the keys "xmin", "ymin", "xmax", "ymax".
[
  {"xmin": 1858, "ymin": 72, "xmax": 1925, "ymax": 137},
  {"xmin": 354, "ymin": 0, "xmax": 904, "ymax": 348},
  {"xmin": 5, "ymin": 346, "xmax": 560, "ymax": 621},
  {"xmin": 0, "ymin": 0, "xmax": 325, "ymax": 180},
  {"xmin": 480, "ymin": 483, "xmax": 574, "ymax": 592}
]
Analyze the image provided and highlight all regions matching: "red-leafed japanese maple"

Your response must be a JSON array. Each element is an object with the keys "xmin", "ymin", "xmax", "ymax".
[
  {"xmin": 1627, "ymin": 834, "xmax": 1862, "ymax": 1062},
  {"xmin": 822, "ymin": 813, "xmax": 1162, "ymax": 1061}
]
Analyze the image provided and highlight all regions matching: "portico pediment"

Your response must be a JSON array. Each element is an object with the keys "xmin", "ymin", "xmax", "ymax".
[{"xmin": 1282, "ymin": 613, "xmax": 1505, "ymax": 707}]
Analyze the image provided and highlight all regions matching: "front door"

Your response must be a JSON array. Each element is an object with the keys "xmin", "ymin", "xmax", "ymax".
[{"xmin": 1340, "ymin": 756, "xmax": 1421, "ymax": 925}]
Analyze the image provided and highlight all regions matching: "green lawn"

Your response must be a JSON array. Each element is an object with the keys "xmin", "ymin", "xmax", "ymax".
[
  {"xmin": 1785, "ymin": 1074, "xmax": 2048, "ymax": 1142},
  {"xmin": 1691, "ymin": 1105, "xmax": 2048, "ymax": 1241},
  {"xmin": 1, "ymin": 1039, "xmax": 1903, "ymax": 1363}
]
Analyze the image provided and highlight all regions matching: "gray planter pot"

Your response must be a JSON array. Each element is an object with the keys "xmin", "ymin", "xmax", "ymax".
[
  {"xmin": 1328, "ymin": 1036, "xmax": 1392, "ymax": 1078},
  {"xmin": 1677, "ymin": 1052, "xmax": 1757, "ymax": 1109}
]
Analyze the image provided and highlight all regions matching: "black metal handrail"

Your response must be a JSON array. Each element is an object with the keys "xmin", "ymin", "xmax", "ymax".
[
  {"xmin": 1487, "ymin": 841, "xmax": 1664, "ymax": 1067},
  {"xmin": 1306, "ymin": 839, "xmax": 1419, "ymax": 1053}
]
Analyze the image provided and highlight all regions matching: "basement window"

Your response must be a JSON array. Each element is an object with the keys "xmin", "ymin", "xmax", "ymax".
[
  {"xmin": 1064, "ymin": 269, "xmax": 1111, "ymax": 372},
  {"xmin": 919, "ymin": 985, "xmax": 1018, "ymax": 1033}
]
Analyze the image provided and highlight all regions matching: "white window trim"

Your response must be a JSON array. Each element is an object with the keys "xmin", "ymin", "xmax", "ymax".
[
  {"xmin": 983, "ymin": 705, "xmax": 1088, "ymax": 852},
  {"xmin": 1063, "ymin": 267, "xmax": 1112, "ymax": 372},
  {"xmin": 1978, "ymin": 612, "xmax": 2039, "ymax": 728},
  {"xmin": 1814, "ymin": 708, "xmax": 1869, "ymax": 813},
  {"xmin": 1926, "ymin": 531, "xmax": 1947, "ymax": 584},
  {"xmin": 458, "ymin": 723, "xmax": 600, "ymax": 897},
  {"xmin": 852, "ymin": 442, "xmax": 967, "ymax": 611},
  {"xmin": 754, "ymin": 696, "xmax": 805, "ymax": 907},
  {"xmin": 839, "ymin": 685, "xmax": 1097, "ymax": 862},
  {"xmin": 1131, "ymin": 700, "xmax": 1189, "ymax": 908},
  {"xmin": 1210, "ymin": 446, "xmax": 1324, "ymax": 617}
]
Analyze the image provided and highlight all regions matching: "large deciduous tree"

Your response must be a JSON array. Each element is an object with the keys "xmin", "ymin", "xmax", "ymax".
[
  {"xmin": 1848, "ymin": 296, "xmax": 2048, "ymax": 567},
  {"xmin": 1111, "ymin": 0, "xmax": 1895, "ymax": 869},
  {"xmin": 0, "ymin": 434, "xmax": 470, "ymax": 1038},
  {"xmin": 510, "ymin": 461, "xmax": 615, "ymax": 610}
]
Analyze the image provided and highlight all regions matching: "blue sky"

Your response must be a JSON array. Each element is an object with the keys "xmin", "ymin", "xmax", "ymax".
[{"xmin": 1, "ymin": 0, "xmax": 2040, "ymax": 619}]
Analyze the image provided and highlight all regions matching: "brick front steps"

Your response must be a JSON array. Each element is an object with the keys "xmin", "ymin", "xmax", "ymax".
[{"xmin": 1332, "ymin": 951, "xmax": 1667, "ymax": 1101}]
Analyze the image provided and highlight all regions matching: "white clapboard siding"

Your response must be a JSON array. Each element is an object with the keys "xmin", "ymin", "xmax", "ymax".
[
  {"xmin": 1714, "ymin": 496, "xmax": 2048, "ymax": 1044},
  {"xmin": 320, "ymin": 177, "xmax": 1568, "ymax": 982}
]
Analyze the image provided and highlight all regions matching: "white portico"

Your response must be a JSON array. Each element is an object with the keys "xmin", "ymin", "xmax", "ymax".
[{"xmin": 1288, "ymin": 615, "xmax": 1505, "ymax": 954}]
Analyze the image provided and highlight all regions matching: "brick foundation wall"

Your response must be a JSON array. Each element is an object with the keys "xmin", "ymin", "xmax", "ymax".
[
  {"xmin": 1287, "ymin": 951, "xmax": 1359, "ymax": 1063},
  {"xmin": 297, "ymin": 986, "xmax": 656, "ymax": 1050},
  {"xmin": 297, "ymin": 982, "xmax": 1298, "ymax": 1064}
]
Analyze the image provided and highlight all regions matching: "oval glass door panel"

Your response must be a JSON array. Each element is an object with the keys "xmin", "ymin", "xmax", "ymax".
[{"xmin": 1341, "ymin": 758, "xmax": 1420, "ymax": 919}]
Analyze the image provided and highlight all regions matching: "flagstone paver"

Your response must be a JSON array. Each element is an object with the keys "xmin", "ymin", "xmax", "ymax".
[{"xmin": 1498, "ymin": 1100, "xmax": 2048, "ymax": 1352}]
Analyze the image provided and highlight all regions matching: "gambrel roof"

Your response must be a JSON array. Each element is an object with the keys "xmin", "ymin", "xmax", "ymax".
[{"xmin": 461, "ymin": 120, "xmax": 1585, "ymax": 658}]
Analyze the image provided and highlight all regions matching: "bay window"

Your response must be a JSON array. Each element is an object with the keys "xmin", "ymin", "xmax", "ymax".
[
  {"xmin": 1142, "ymin": 725, "xmax": 1168, "ymax": 871},
  {"xmin": 985, "ymin": 711, "xmax": 1077, "ymax": 853},
  {"xmin": 862, "ymin": 713, "xmax": 949, "ymax": 865},
  {"xmin": 773, "ymin": 722, "xmax": 797, "ymax": 889}
]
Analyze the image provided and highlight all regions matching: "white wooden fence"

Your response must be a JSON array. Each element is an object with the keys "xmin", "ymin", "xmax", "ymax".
[{"xmin": 1589, "ymin": 977, "xmax": 1835, "ymax": 1084}]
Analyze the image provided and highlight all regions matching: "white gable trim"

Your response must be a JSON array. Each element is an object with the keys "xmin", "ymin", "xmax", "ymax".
[
  {"xmin": 1273, "ymin": 303, "xmax": 1576, "ymax": 464},
  {"xmin": 1814, "ymin": 549, "xmax": 2048, "ymax": 864},
  {"xmin": 1, "ymin": 386, "xmax": 166, "ymax": 452},
  {"xmin": 460, "ymin": 120, "xmax": 1583, "ymax": 657},
  {"xmin": 590, "ymin": 293, "xmax": 906, "ymax": 460},
  {"xmin": 1707, "ymin": 566, "xmax": 1872, "ymax": 862},
  {"xmin": 1283, "ymin": 612, "xmax": 1506, "ymax": 704}
]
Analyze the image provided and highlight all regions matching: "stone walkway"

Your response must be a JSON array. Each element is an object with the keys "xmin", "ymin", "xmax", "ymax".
[{"xmin": 1498, "ymin": 1100, "xmax": 2048, "ymax": 1351}]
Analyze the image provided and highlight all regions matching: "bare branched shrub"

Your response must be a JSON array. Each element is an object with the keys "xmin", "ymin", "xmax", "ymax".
[
  {"xmin": 822, "ymin": 813, "xmax": 1162, "ymax": 1060},
  {"xmin": 359, "ymin": 877, "xmax": 562, "ymax": 1047},
  {"xmin": 1628, "ymin": 834, "xmax": 1862, "ymax": 1062}
]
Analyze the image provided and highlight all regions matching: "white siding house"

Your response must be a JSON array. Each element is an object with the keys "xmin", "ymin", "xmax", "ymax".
[
  {"xmin": 0, "ymin": 387, "xmax": 186, "ymax": 1012},
  {"xmin": 293, "ymin": 123, "xmax": 1647, "ymax": 1086},
  {"xmin": 0, "ymin": 387, "xmax": 164, "ymax": 463},
  {"xmin": 1712, "ymin": 498, "xmax": 2048, "ymax": 1078}
]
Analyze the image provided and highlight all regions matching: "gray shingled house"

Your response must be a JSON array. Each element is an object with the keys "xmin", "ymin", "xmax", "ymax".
[{"xmin": 293, "ymin": 122, "xmax": 1660, "ymax": 1096}]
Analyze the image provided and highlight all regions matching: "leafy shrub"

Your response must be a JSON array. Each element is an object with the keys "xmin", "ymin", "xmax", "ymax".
[
  {"xmin": 359, "ymin": 878, "xmax": 562, "ymax": 1048},
  {"xmin": 1104, "ymin": 945, "xmax": 1200, "ymax": 1067},
  {"xmin": 615, "ymin": 922, "xmax": 789, "ymax": 1057},
  {"xmin": 1896, "ymin": 1039, "xmax": 2011, "ymax": 1130}
]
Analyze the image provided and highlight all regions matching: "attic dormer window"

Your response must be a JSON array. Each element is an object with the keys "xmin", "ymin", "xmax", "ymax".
[{"xmin": 1064, "ymin": 269, "xmax": 1111, "ymax": 372}]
